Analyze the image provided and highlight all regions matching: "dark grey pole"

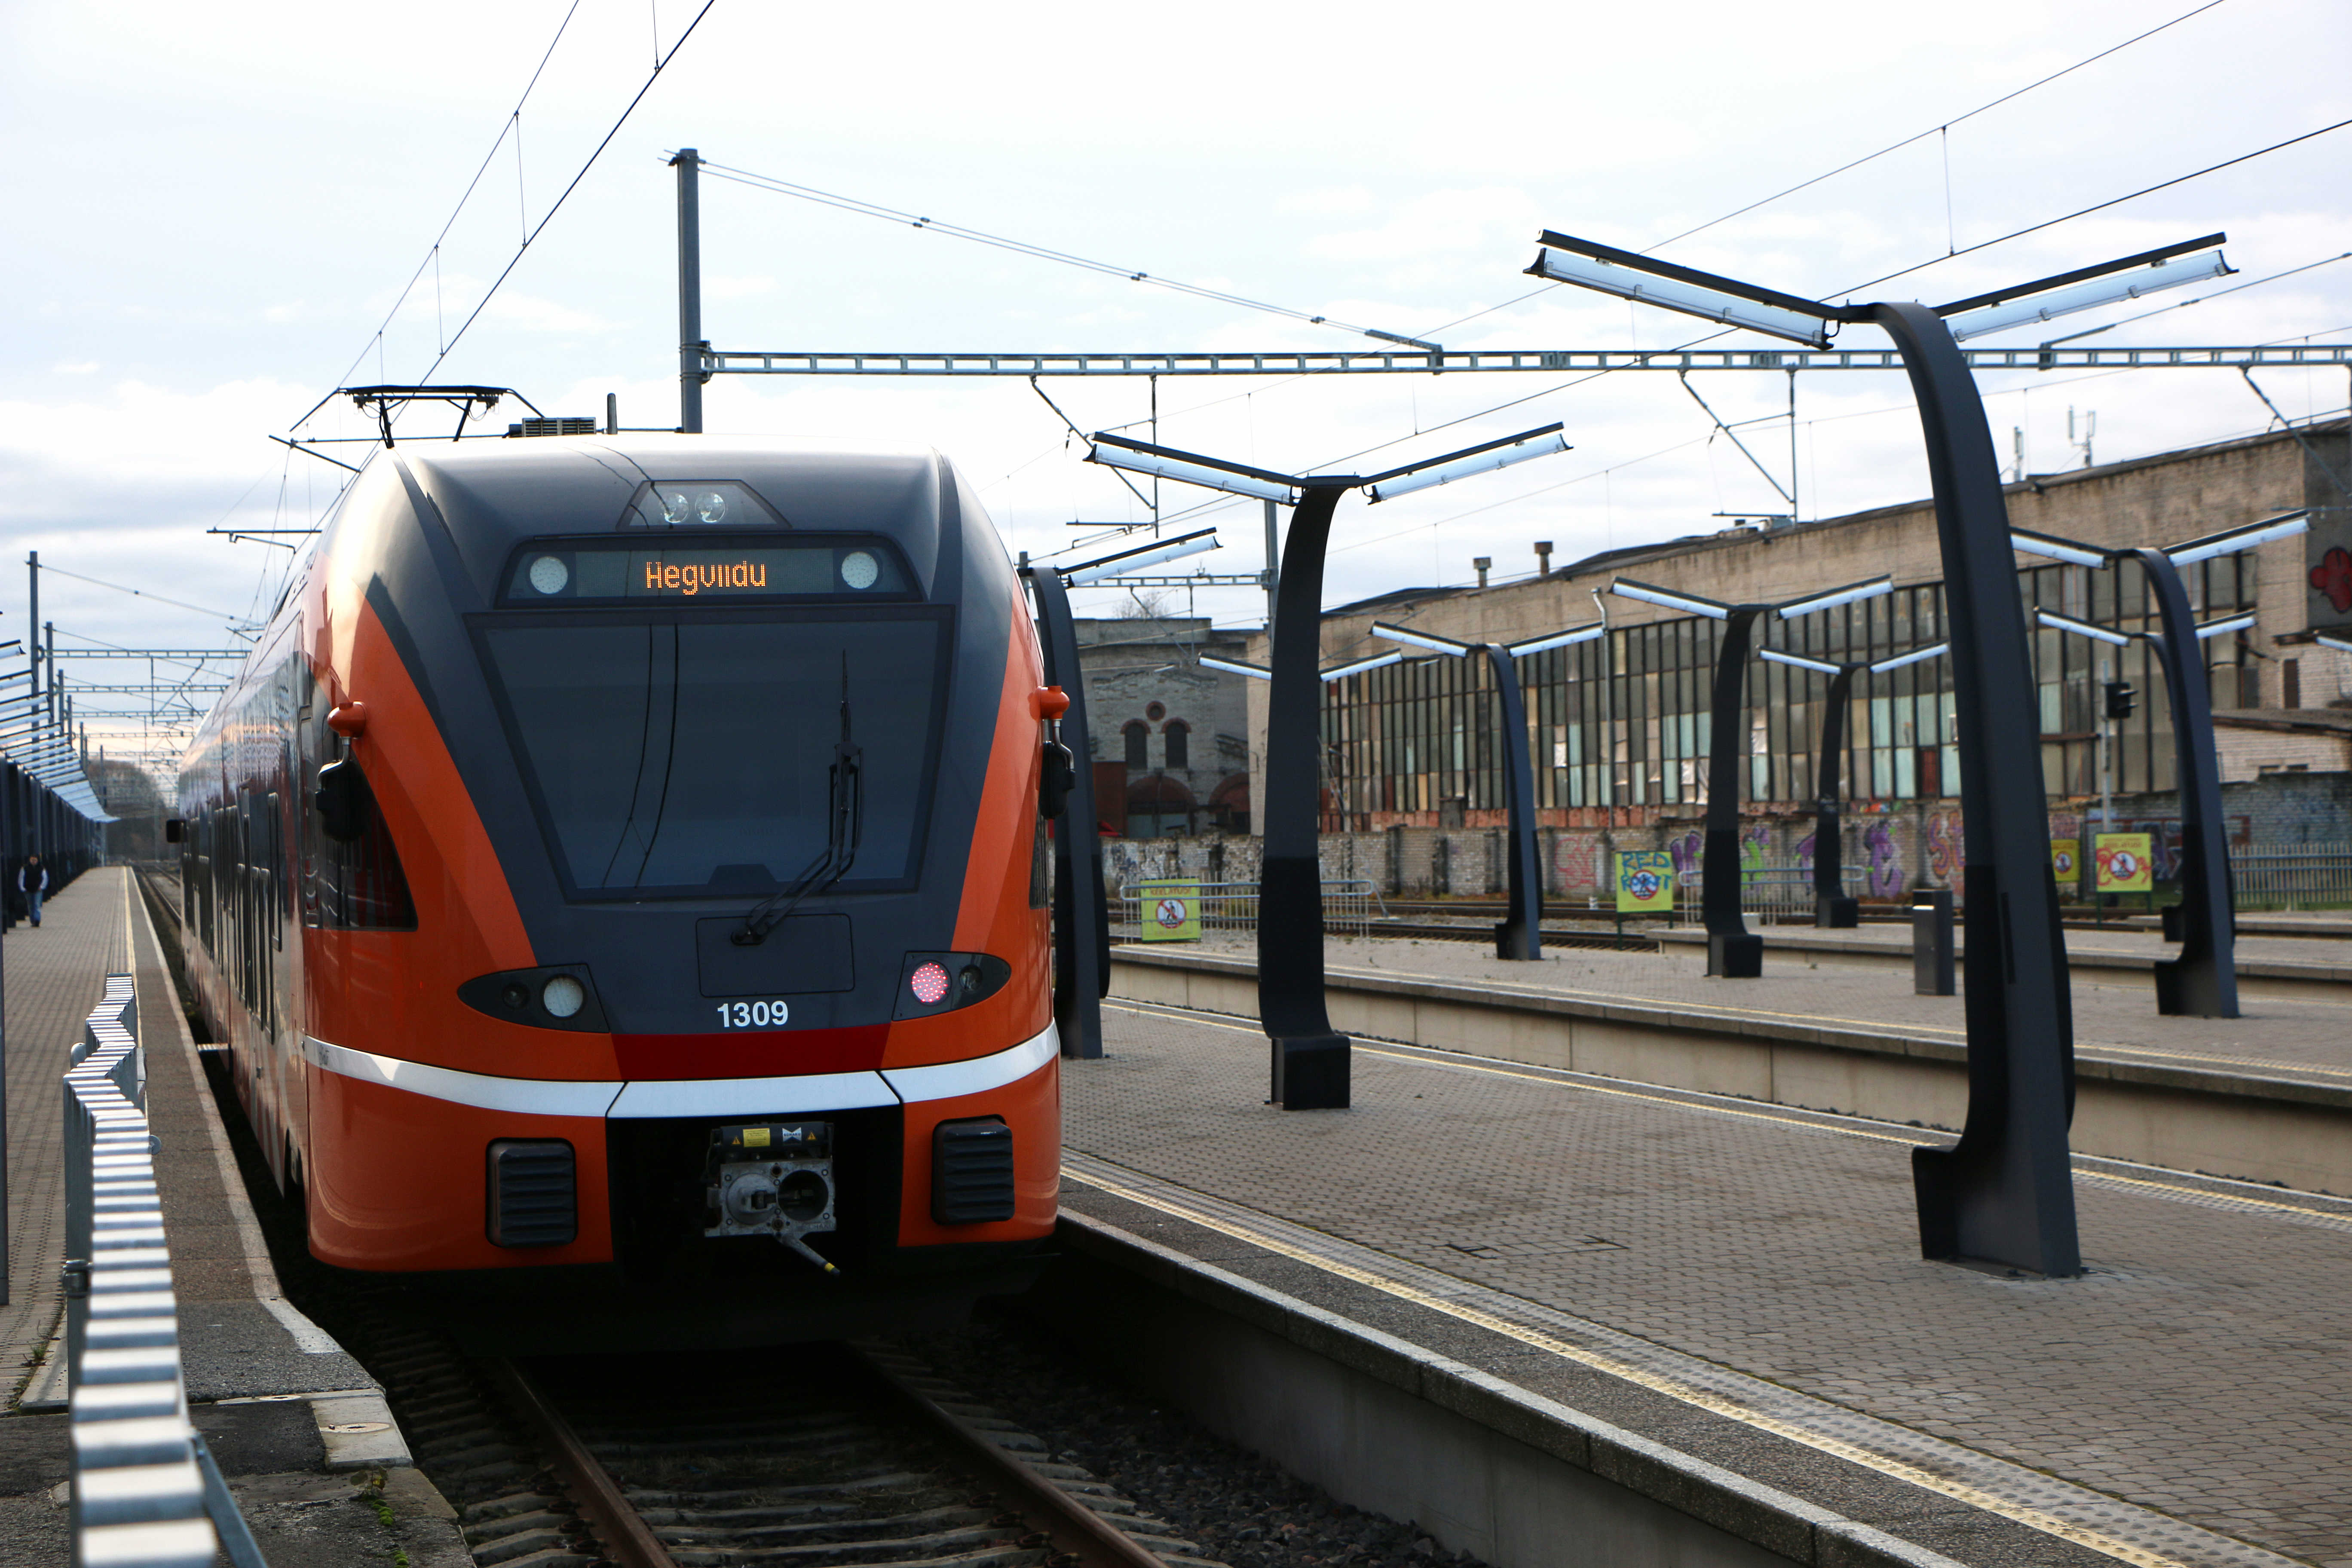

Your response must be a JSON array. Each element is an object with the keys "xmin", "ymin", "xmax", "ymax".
[
  {"xmin": 0, "ymin": 764, "xmax": 9, "ymax": 1306},
  {"xmin": 2130, "ymin": 548, "xmax": 2238, "ymax": 1017},
  {"xmin": 1262, "ymin": 499, "xmax": 1280, "ymax": 634},
  {"xmin": 1025, "ymin": 567, "xmax": 1107, "ymax": 1058},
  {"xmin": 1872, "ymin": 301, "xmax": 2079, "ymax": 1278},
  {"xmin": 1482, "ymin": 644, "xmax": 1543, "ymax": 959},
  {"xmin": 1701, "ymin": 608, "xmax": 1765, "ymax": 977},
  {"xmin": 1259, "ymin": 483, "xmax": 1352, "ymax": 1109},
  {"xmin": 1812, "ymin": 663, "xmax": 1862, "ymax": 928},
  {"xmin": 672, "ymin": 147, "xmax": 705, "ymax": 435}
]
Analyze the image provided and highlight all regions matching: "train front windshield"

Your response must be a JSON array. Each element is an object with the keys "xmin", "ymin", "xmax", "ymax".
[{"xmin": 481, "ymin": 617, "xmax": 946, "ymax": 897}]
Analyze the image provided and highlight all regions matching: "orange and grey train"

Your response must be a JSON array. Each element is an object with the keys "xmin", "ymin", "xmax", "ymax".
[{"xmin": 175, "ymin": 436, "xmax": 1063, "ymax": 1339}]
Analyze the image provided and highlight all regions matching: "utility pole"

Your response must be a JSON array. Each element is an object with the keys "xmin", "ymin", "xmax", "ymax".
[
  {"xmin": 1261, "ymin": 499, "xmax": 1280, "ymax": 640},
  {"xmin": 672, "ymin": 147, "xmax": 705, "ymax": 435},
  {"xmin": 25, "ymin": 554, "xmax": 36, "ymax": 716}
]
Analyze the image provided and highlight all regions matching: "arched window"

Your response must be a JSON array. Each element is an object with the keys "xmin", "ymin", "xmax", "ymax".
[
  {"xmin": 1162, "ymin": 719, "xmax": 1190, "ymax": 771},
  {"xmin": 1122, "ymin": 720, "xmax": 1149, "ymax": 770}
]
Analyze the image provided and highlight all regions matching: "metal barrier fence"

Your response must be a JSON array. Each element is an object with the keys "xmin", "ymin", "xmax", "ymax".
[
  {"xmin": 64, "ymin": 975, "xmax": 264, "ymax": 1568},
  {"xmin": 2233, "ymin": 846, "xmax": 2352, "ymax": 911},
  {"xmin": 1675, "ymin": 867, "xmax": 1878, "ymax": 926},
  {"xmin": 1111, "ymin": 879, "xmax": 1390, "ymax": 937}
]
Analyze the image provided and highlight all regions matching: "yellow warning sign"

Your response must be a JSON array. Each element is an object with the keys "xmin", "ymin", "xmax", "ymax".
[
  {"xmin": 1615, "ymin": 851, "xmax": 1675, "ymax": 913},
  {"xmin": 2050, "ymin": 839, "xmax": 2079, "ymax": 886},
  {"xmin": 1139, "ymin": 879, "xmax": 1201, "ymax": 942},
  {"xmin": 2094, "ymin": 833, "xmax": 2153, "ymax": 893}
]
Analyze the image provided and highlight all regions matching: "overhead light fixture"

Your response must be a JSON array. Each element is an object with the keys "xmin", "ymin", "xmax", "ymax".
[
  {"xmin": 1942, "ymin": 248, "xmax": 2232, "ymax": 342},
  {"xmin": 1776, "ymin": 576, "xmax": 1894, "ymax": 620},
  {"xmin": 1086, "ymin": 437, "xmax": 1298, "ymax": 505},
  {"xmin": 1058, "ymin": 527, "xmax": 1220, "ymax": 585},
  {"xmin": 1369, "ymin": 622, "xmax": 1476, "ymax": 656},
  {"xmin": 1870, "ymin": 642, "xmax": 1950, "ymax": 674},
  {"xmin": 2193, "ymin": 612, "xmax": 2257, "ymax": 640},
  {"xmin": 2036, "ymin": 609, "xmax": 2133, "ymax": 647},
  {"xmin": 1363, "ymin": 426, "xmax": 1570, "ymax": 503},
  {"xmin": 1506, "ymin": 624, "xmax": 1605, "ymax": 657},
  {"xmin": 1526, "ymin": 235, "xmax": 1836, "ymax": 348},
  {"xmin": 2313, "ymin": 632, "xmax": 2352, "ymax": 655},
  {"xmin": 1199, "ymin": 653, "xmax": 1271, "ymax": 681},
  {"xmin": 1758, "ymin": 649, "xmax": 1844, "ymax": 675},
  {"xmin": 2010, "ymin": 530, "xmax": 2111, "ymax": 569},
  {"xmin": 1321, "ymin": 651, "xmax": 1404, "ymax": 681},
  {"xmin": 1609, "ymin": 578, "xmax": 1731, "ymax": 620},
  {"xmin": 2164, "ymin": 510, "xmax": 2309, "ymax": 567}
]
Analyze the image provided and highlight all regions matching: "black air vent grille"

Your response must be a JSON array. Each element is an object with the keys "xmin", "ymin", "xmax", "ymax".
[
  {"xmin": 487, "ymin": 1139, "xmax": 576, "ymax": 1247},
  {"xmin": 931, "ymin": 1119, "xmax": 1015, "ymax": 1226}
]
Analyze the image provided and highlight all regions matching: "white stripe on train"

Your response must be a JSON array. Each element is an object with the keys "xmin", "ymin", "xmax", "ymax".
[{"xmin": 298, "ymin": 1022, "xmax": 1059, "ymax": 1118}]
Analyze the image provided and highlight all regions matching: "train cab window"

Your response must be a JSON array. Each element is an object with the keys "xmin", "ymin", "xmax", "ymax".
[{"xmin": 480, "ymin": 615, "xmax": 948, "ymax": 898}]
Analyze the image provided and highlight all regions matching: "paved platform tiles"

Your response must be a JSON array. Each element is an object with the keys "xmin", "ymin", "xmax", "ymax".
[
  {"xmin": 1156, "ymin": 932, "xmax": 2352, "ymax": 1086},
  {"xmin": 0, "ymin": 868, "xmax": 468, "ymax": 1564},
  {"xmin": 1065, "ymin": 1000, "xmax": 2352, "ymax": 1568}
]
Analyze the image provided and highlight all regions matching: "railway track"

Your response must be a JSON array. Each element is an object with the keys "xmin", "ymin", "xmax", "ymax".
[{"xmin": 131, "ymin": 863, "xmax": 1218, "ymax": 1568}]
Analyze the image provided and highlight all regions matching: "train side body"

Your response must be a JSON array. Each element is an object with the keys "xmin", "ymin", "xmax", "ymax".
[{"xmin": 177, "ymin": 436, "xmax": 1058, "ymax": 1329}]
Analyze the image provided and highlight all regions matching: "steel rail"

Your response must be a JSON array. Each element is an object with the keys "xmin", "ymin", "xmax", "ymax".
[
  {"xmin": 484, "ymin": 1359, "xmax": 681, "ymax": 1568},
  {"xmin": 852, "ymin": 1345, "xmax": 1174, "ymax": 1568}
]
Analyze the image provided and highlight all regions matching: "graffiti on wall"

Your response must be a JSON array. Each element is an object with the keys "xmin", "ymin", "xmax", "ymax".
[
  {"xmin": 1926, "ymin": 810, "xmax": 1963, "ymax": 891},
  {"xmin": 1864, "ymin": 821, "xmax": 1906, "ymax": 900}
]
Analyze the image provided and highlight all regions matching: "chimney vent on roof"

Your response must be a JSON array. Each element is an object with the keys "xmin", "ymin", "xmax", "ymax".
[
  {"xmin": 1534, "ymin": 541, "xmax": 1553, "ymax": 577},
  {"xmin": 1473, "ymin": 556, "xmax": 1492, "ymax": 589}
]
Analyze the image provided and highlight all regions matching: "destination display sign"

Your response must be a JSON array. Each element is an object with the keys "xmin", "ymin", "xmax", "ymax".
[{"xmin": 502, "ymin": 541, "xmax": 910, "ymax": 603}]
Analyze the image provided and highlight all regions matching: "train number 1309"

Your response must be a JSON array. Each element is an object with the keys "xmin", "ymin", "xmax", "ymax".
[{"xmin": 715, "ymin": 1000, "xmax": 791, "ymax": 1029}]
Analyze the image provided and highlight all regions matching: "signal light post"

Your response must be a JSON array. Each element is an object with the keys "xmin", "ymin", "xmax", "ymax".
[
  {"xmin": 2023, "ymin": 507, "xmax": 2304, "ymax": 1018},
  {"xmin": 1088, "ymin": 427, "xmax": 1571, "ymax": 1108},
  {"xmin": 1519, "ymin": 227, "xmax": 2236, "ymax": 1275}
]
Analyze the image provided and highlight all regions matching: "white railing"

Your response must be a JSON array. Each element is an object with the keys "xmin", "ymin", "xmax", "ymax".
[
  {"xmin": 1675, "ymin": 865, "xmax": 1877, "ymax": 925},
  {"xmin": 2233, "ymin": 846, "xmax": 2352, "ymax": 912},
  {"xmin": 64, "ymin": 975, "xmax": 265, "ymax": 1568},
  {"xmin": 1111, "ymin": 879, "xmax": 1390, "ymax": 937}
]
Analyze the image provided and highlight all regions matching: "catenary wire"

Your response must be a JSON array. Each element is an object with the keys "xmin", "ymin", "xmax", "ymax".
[
  {"xmin": 691, "ymin": 158, "xmax": 1420, "ymax": 346},
  {"xmin": 401, "ymin": 3, "xmax": 719, "ymax": 397},
  {"xmin": 301, "ymin": 1, "xmax": 586, "ymax": 423}
]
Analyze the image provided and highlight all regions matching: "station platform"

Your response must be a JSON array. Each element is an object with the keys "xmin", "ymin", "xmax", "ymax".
[
  {"xmin": 1060, "ymin": 999, "xmax": 2352, "ymax": 1568},
  {"xmin": 0, "ymin": 867, "xmax": 468, "ymax": 1566},
  {"xmin": 1156, "ymin": 931, "xmax": 2352, "ymax": 1086}
]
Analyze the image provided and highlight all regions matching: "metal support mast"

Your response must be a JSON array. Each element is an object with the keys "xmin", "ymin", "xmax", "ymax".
[{"xmin": 674, "ymin": 148, "xmax": 706, "ymax": 435}]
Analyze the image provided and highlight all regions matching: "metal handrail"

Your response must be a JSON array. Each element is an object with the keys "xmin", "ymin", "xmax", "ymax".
[{"xmin": 64, "ymin": 975, "xmax": 263, "ymax": 1567}]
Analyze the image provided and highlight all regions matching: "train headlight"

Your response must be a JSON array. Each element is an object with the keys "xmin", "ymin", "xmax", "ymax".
[
  {"xmin": 696, "ymin": 490, "xmax": 728, "ymax": 523},
  {"xmin": 909, "ymin": 962, "xmax": 950, "ymax": 1005},
  {"xmin": 660, "ymin": 489, "xmax": 692, "ymax": 524},
  {"xmin": 527, "ymin": 555, "xmax": 570, "ymax": 595},
  {"xmin": 541, "ymin": 975, "xmax": 586, "ymax": 1018},
  {"xmin": 840, "ymin": 550, "xmax": 879, "ymax": 590}
]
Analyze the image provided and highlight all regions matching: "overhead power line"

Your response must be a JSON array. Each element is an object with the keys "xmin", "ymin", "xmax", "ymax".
[
  {"xmin": 307, "ymin": 1, "xmax": 586, "ymax": 416},
  {"xmin": 693, "ymin": 158, "xmax": 1442, "ymax": 350},
  {"xmin": 294, "ymin": 1, "xmax": 720, "ymax": 431}
]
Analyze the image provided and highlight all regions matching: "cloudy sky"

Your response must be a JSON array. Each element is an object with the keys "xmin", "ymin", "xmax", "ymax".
[{"xmin": 6, "ymin": 0, "xmax": 2348, "ymax": 773}]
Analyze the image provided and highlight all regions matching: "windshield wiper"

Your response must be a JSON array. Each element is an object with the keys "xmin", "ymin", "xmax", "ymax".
[{"xmin": 735, "ymin": 654, "xmax": 863, "ymax": 946}]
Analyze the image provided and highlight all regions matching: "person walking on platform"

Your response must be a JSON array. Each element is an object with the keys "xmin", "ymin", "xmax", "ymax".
[{"xmin": 19, "ymin": 854, "xmax": 47, "ymax": 928}]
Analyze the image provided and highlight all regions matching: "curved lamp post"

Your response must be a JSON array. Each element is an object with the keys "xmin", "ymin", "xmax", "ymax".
[
  {"xmin": 1366, "ymin": 620, "xmax": 1605, "ymax": 959},
  {"xmin": 2021, "ymin": 507, "xmax": 2307, "ymax": 1019},
  {"xmin": 1608, "ymin": 575, "xmax": 1893, "ymax": 974},
  {"xmin": 1523, "ymin": 227, "xmax": 2230, "ymax": 1274},
  {"xmin": 1024, "ymin": 527, "xmax": 1220, "ymax": 1058},
  {"xmin": 1759, "ymin": 640, "xmax": 1949, "ymax": 927},
  {"xmin": 1090, "ymin": 426, "xmax": 1571, "ymax": 1108}
]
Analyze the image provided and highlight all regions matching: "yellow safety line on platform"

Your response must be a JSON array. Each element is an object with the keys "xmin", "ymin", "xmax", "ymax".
[
  {"xmin": 1069, "ymin": 1160, "xmax": 2194, "ymax": 1568},
  {"xmin": 1102, "ymin": 998, "xmax": 2352, "ymax": 1228}
]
